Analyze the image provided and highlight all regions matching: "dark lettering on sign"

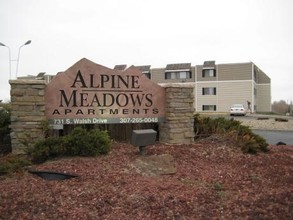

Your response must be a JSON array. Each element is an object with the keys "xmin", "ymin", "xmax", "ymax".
[
  {"xmin": 110, "ymin": 109, "xmax": 118, "ymax": 114},
  {"xmin": 91, "ymin": 93, "xmax": 102, "ymax": 106},
  {"xmin": 45, "ymin": 58, "xmax": 165, "ymax": 124},
  {"xmin": 51, "ymin": 107, "xmax": 160, "ymax": 116},
  {"xmin": 71, "ymin": 70, "xmax": 87, "ymax": 88},
  {"xmin": 60, "ymin": 90, "xmax": 77, "ymax": 107},
  {"xmin": 59, "ymin": 89, "xmax": 153, "ymax": 108},
  {"xmin": 70, "ymin": 70, "xmax": 140, "ymax": 89}
]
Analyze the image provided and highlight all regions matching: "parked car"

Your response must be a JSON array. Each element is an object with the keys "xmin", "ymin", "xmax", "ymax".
[{"xmin": 230, "ymin": 104, "xmax": 247, "ymax": 116}]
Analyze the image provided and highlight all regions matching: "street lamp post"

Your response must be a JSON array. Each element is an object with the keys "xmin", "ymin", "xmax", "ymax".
[
  {"xmin": 0, "ymin": 40, "xmax": 31, "ymax": 79},
  {"xmin": 15, "ymin": 40, "xmax": 31, "ymax": 78}
]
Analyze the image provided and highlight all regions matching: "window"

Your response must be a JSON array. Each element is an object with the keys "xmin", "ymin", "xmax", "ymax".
[
  {"xmin": 202, "ymin": 87, "xmax": 216, "ymax": 95},
  {"xmin": 179, "ymin": 71, "xmax": 187, "ymax": 79},
  {"xmin": 165, "ymin": 72, "xmax": 175, "ymax": 79},
  {"xmin": 202, "ymin": 105, "xmax": 217, "ymax": 111},
  {"xmin": 202, "ymin": 69, "xmax": 216, "ymax": 77},
  {"xmin": 165, "ymin": 71, "xmax": 191, "ymax": 80},
  {"xmin": 144, "ymin": 72, "xmax": 151, "ymax": 79}
]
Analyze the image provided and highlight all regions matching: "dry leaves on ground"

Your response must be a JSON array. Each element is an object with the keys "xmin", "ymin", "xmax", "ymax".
[{"xmin": 0, "ymin": 137, "xmax": 292, "ymax": 219}]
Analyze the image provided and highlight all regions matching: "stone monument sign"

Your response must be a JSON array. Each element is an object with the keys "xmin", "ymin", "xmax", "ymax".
[{"xmin": 45, "ymin": 58, "xmax": 165, "ymax": 125}]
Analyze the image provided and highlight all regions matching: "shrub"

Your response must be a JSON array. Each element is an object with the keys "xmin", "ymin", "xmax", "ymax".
[
  {"xmin": 0, "ymin": 105, "xmax": 10, "ymax": 134},
  {"xmin": 88, "ymin": 129, "xmax": 111, "ymax": 155},
  {"xmin": 27, "ymin": 127, "xmax": 111, "ymax": 163},
  {"xmin": 63, "ymin": 127, "xmax": 91, "ymax": 156},
  {"xmin": 63, "ymin": 127, "xmax": 111, "ymax": 156},
  {"xmin": 0, "ymin": 105, "xmax": 11, "ymax": 154},
  {"xmin": 247, "ymin": 134, "xmax": 269, "ymax": 153},
  {"xmin": 26, "ymin": 136, "xmax": 64, "ymax": 164},
  {"xmin": 0, "ymin": 154, "xmax": 31, "ymax": 175},
  {"xmin": 194, "ymin": 114, "xmax": 269, "ymax": 153}
]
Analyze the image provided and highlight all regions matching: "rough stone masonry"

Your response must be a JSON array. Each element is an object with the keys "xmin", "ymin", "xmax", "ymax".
[
  {"xmin": 159, "ymin": 83, "xmax": 195, "ymax": 144},
  {"xmin": 9, "ymin": 79, "xmax": 46, "ymax": 153}
]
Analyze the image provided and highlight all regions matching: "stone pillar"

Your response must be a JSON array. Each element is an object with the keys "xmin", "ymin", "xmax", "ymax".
[
  {"xmin": 9, "ymin": 79, "xmax": 46, "ymax": 154},
  {"xmin": 159, "ymin": 83, "xmax": 195, "ymax": 144}
]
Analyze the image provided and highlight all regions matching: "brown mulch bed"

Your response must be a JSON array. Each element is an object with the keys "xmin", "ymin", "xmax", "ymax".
[{"xmin": 0, "ymin": 139, "xmax": 292, "ymax": 219}]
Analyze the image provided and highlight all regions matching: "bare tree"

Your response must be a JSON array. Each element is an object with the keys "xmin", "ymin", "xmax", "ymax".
[{"xmin": 272, "ymin": 100, "xmax": 289, "ymax": 114}]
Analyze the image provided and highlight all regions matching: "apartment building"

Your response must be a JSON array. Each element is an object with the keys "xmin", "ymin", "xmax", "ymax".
[
  {"xmin": 134, "ymin": 61, "xmax": 271, "ymax": 113},
  {"xmin": 27, "ymin": 60, "xmax": 271, "ymax": 114}
]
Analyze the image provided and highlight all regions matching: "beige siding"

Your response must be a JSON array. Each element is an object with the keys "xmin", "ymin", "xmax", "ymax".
[
  {"xmin": 195, "ymin": 82, "xmax": 218, "ymax": 111},
  {"xmin": 218, "ymin": 63, "xmax": 252, "ymax": 81},
  {"xmin": 196, "ymin": 63, "xmax": 252, "ymax": 81},
  {"xmin": 150, "ymin": 68, "xmax": 165, "ymax": 83},
  {"xmin": 196, "ymin": 66, "xmax": 217, "ymax": 82},
  {"xmin": 190, "ymin": 67, "xmax": 196, "ymax": 83},
  {"xmin": 217, "ymin": 81, "xmax": 252, "ymax": 112},
  {"xmin": 196, "ymin": 81, "xmax": 253, "ymax": 112},
  {"xmin": 256, "ymin": 84, "xmax": 271, "ymax": 112},
  {"xmin": 254, "ymin": 65, "xmax": 271, "ymax": 84},
  {"xmin": 254, "ymin": 64, "xmax": 271, "ymax": 112}
]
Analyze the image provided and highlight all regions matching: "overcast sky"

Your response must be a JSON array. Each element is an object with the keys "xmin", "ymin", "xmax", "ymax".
[{"xmin": 0, "ymin": 0, "xmax": 292, "ymax": 103}]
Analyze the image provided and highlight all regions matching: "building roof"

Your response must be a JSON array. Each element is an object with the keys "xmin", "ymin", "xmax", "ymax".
[
  {"xmin": 36, "ymin": 72, "xmax": 46, "ymax": 79},
  {"xmin": 134, "ymin": 65, "xmax": 151, "ymax": 73},
  {"xmin": 166, "ymin": 63, "xmax": 191, "ymax": 71},
  {"xmin": 203, "ymin": 61, "xmax": 216, "ymax": 68},
  {"xmin": 114, "ymin": 64, "xmax": 127, "ymax": 71}
]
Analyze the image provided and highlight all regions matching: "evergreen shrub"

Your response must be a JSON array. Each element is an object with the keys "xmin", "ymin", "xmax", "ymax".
[
  {"xmin": 27, "ymin": 127, "xmax": 111, "ymax": 163},
  {"xmin": 194, "ymin": 114, "xmax": 269, "ymax": 153},
  {"xmin": 0, "ymin": 105, "xmax": 11, "ymax": 154},
  {"xmin": 0, "ymin": 154, "xmax": 31, "ymax": 175},
  {"xmin": 26, "ymin": 136, "xmax": 63, "ymax": 163}
]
